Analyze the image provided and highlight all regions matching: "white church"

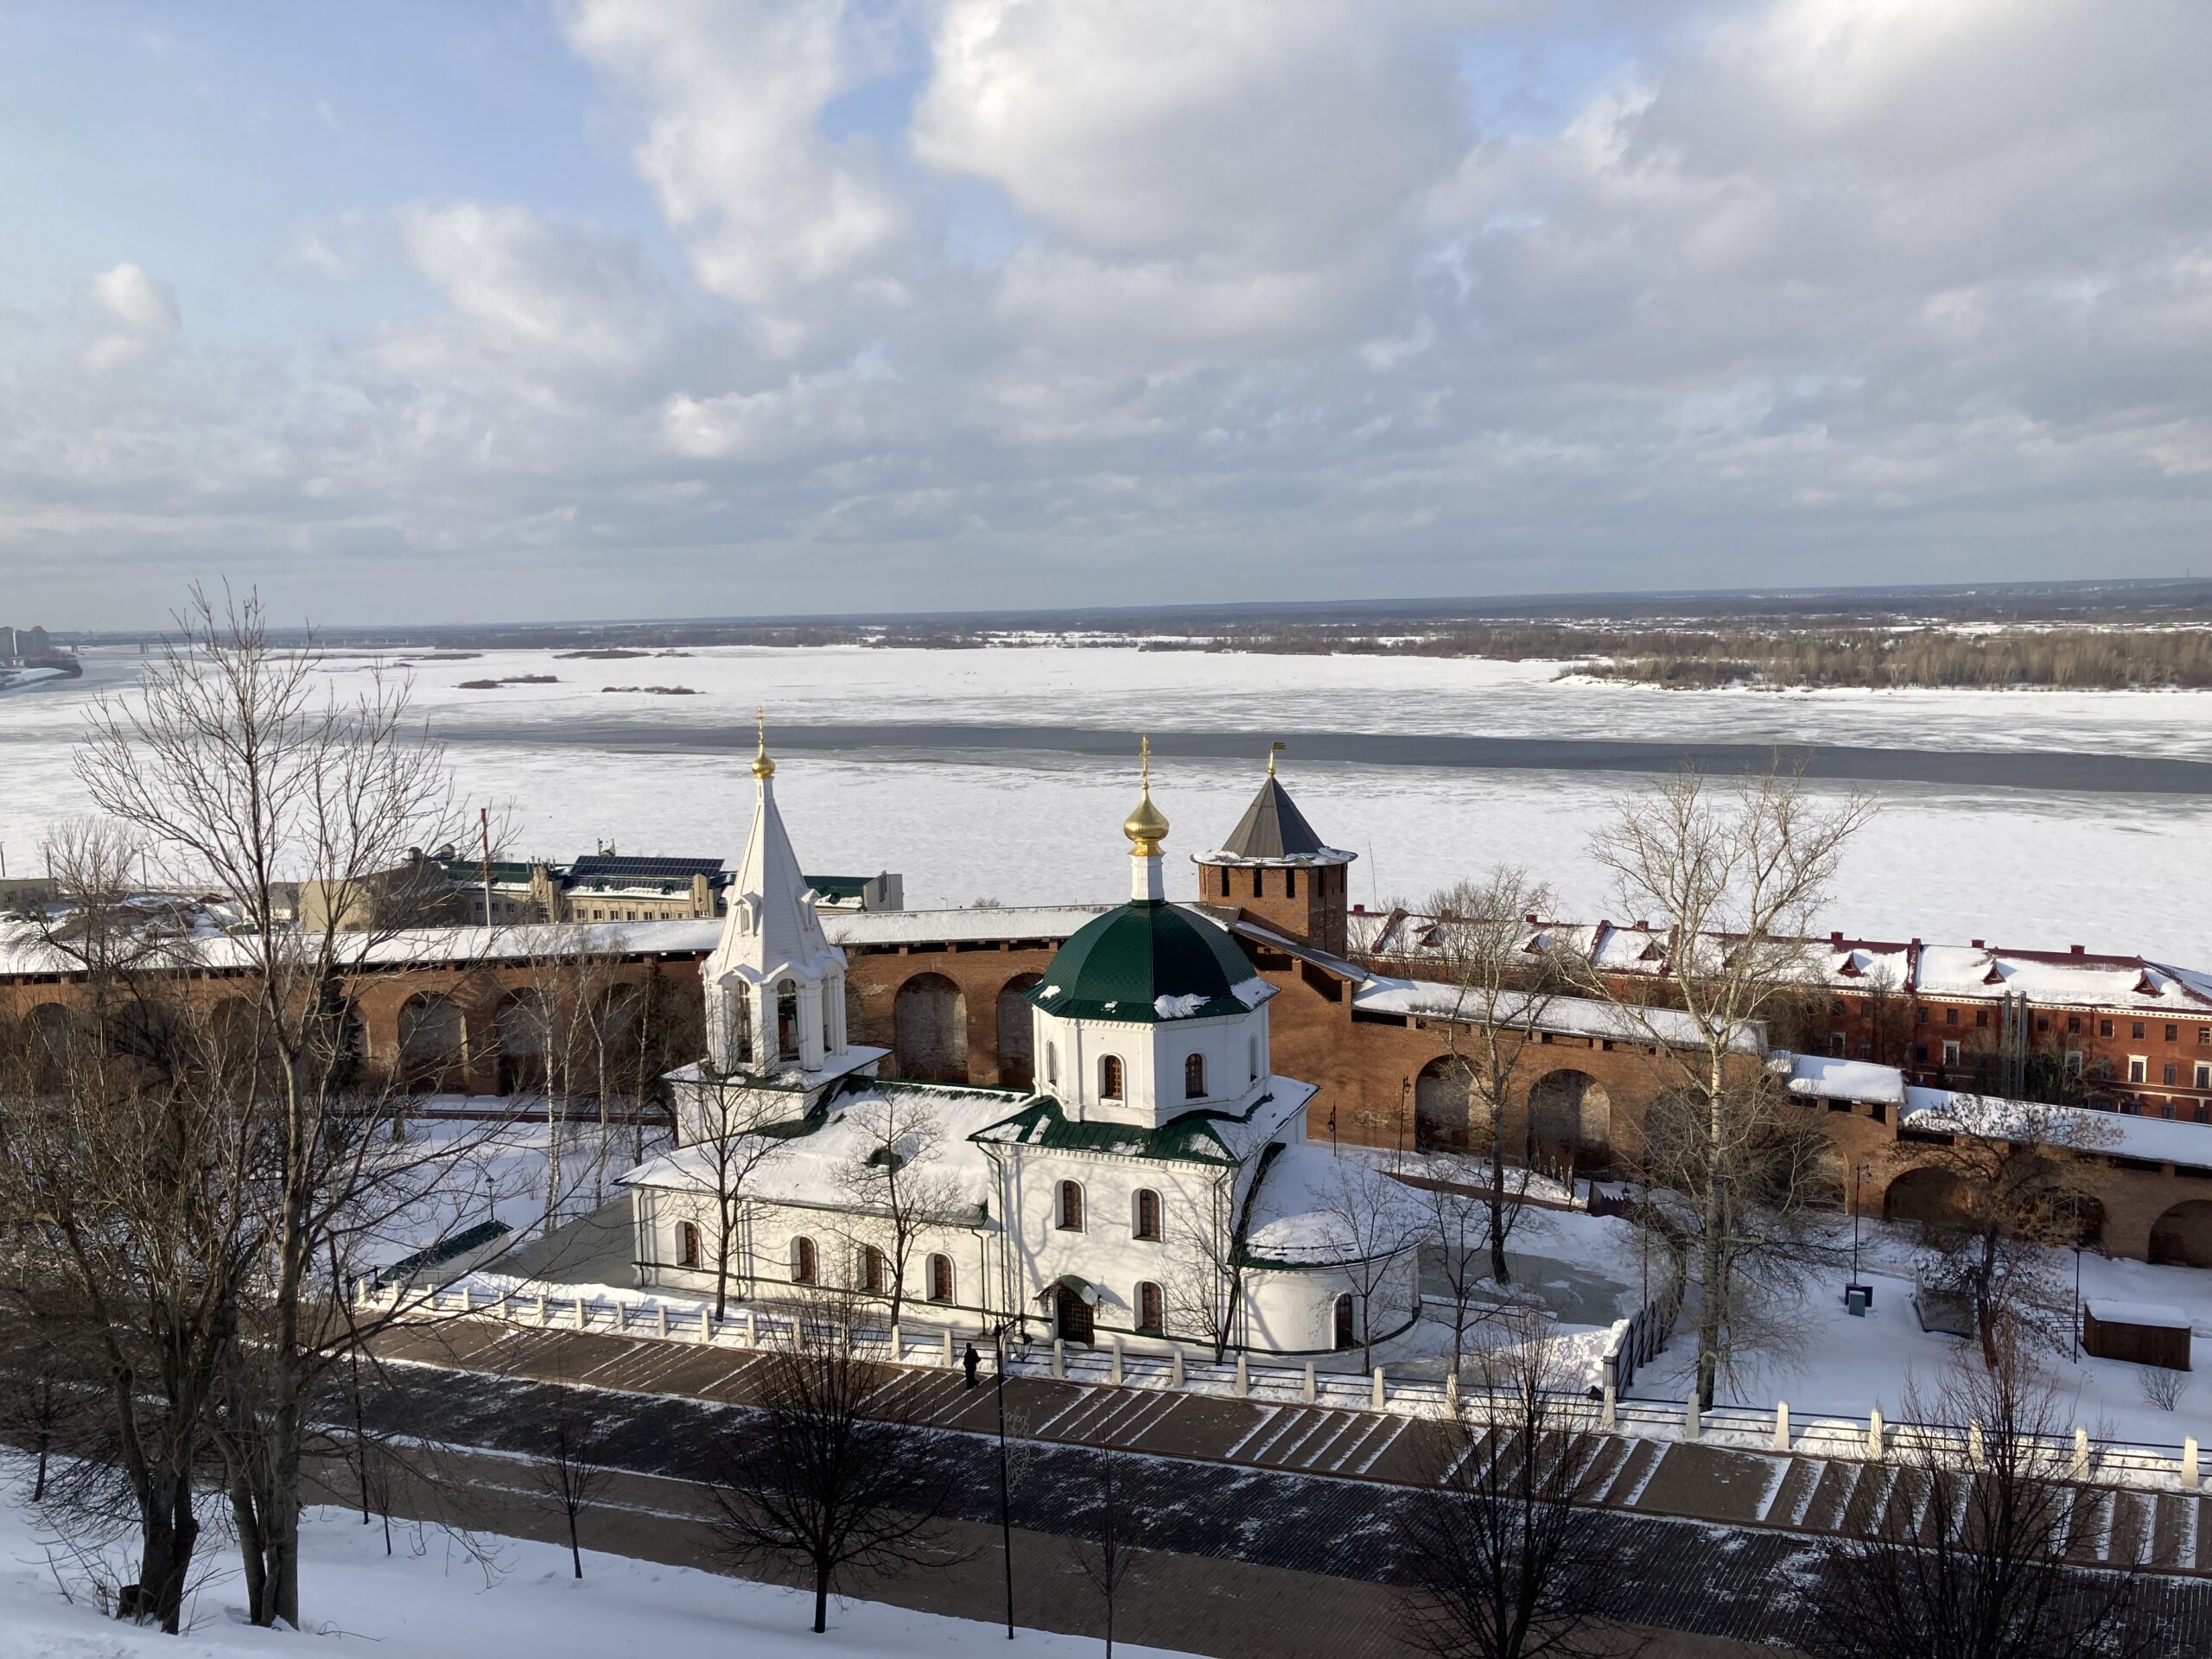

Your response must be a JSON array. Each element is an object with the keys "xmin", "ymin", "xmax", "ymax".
[{"xmin": 621, "ymin": 721, "xmax": 1417, "ymax": 1357}]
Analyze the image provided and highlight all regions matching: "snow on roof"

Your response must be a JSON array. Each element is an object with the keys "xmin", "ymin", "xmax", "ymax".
[
  {"xmin": 0, "ymin": 905, "xmax": 1112, "ymax": 981},
  {"xmin": 1774, "ymin": 1052, "xmax": 1905, "ymax": 1104},
  {"xmin": 1914, "ymin": 944, "xmax": 2212, "ymax": 1010},
  {"xmin": 2084, "ymin": 1300, "xmax": 2193, "ymax": 1330},
  {"xmin": 826, "ymin": 906, "xmax": 1111, "ymax": 948},
  {"xmin": 1351, "ymin": 976, "xmax": 1766, "ymax": 1054},
  {"xmin": 1900, "ymin": 1086, "xmax": 2212, "ymax": 1166},
  {"xmin": 624, "ymin": 1080, "xmax": 1029, "ymax": 1211},
  {"xmin": 1242, "ymin": 1140, "xmax": 1427, "ymax": 1262},
  {"xmin": 1355, "ymin": 910, "xmax": 2212, "ymax": 1018}
]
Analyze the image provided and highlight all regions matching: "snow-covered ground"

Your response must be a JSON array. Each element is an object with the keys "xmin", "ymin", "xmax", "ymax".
[
  {"xmin": 0, "ymin": 1457, "xmax": 1194, "ymax": 1659},
  {"xmin": 351, "ymin": 1116, "xmax": 668, "ymax": 1275},
  {"xmin": 1599, "ymin": 1211, "xmax": 2212, "ymax": 1447},
  {"xmin": 5, "ymin": 645, "xmax": 2208, "ymax": 960}
]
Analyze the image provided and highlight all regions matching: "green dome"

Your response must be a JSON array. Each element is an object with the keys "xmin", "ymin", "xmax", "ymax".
[{"xmin": 1029, "ymin": 902, "xmax": 1259, "ymax": 1024}]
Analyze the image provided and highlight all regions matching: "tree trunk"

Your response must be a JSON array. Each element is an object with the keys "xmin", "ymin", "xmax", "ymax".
[
  {"xmin": 1696, "ymin": 1208, "xmax": 1726, "ymax": 1411},
  {"xmin": 1488, "ymin": 1123, "xmax": 1511, "ymax": 1284},
  {"xmin": 569, "ymin": 1510, "xmax": 582, "ymax": 1580},
  {"xmin": 813, "ymin": 1562, "xmax": 831, "ymax": 1633},
  {"xmin": 135, "ymin": 1471, "xmax": 200, "ymax": 1633},
  {"xmin": 230, "ymin": 1474, "xmax": 270, "ymax": 1624}
]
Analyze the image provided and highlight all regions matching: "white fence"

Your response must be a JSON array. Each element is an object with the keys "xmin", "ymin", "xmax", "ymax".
[{"xmin": 355, "ymin": 1275, "xmax": 2206, "ymax": 1497}]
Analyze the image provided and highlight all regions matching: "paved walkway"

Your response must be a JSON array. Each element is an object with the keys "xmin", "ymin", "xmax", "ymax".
[
  {"xmin": 372, "ymin": 1316, "xmax": 2212, "ymax": 1580},
  {"xmin": 317, "ymin": 1444, "xmax": 1802, "ymax": 1659}
]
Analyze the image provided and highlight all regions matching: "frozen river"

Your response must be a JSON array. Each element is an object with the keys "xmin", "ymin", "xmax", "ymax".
[{"xmin": 3, "ymin": 644, "xmax": 2206, "ymax": 963}]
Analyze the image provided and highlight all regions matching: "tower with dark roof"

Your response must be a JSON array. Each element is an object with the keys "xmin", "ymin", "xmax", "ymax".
[{"xmin": 1193, "ymin": 747, "xmax": 1357, "ymax": 957}]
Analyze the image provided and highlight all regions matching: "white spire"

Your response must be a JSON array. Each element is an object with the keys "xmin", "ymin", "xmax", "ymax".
[{"xmin": 702, "ymin": 712, "xmax": 846, "ymax": 1073}]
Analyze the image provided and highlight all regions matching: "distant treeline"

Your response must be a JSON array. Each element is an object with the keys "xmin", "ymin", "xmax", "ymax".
[{"xmin": 1569, "ymin": 627, "xmax": 2212, "ymax": 690}]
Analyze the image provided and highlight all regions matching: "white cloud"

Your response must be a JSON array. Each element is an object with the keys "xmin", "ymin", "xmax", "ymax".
[
  {"xmin": 84, "ymin": 263, "xmax": 179, "ymax": 371},
  {"xmin": 558, "ymin": 0, "xmax": 907, "ymax": 309},
  {"xmin": 10, "ymin": 1, "xmax": 2212, "ymax": 623},
  {"xmin": 914, "ymin": 0, "xmax": 1465, "ymax": 342}
]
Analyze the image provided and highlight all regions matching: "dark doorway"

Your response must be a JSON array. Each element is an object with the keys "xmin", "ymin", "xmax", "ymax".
[
  {"xmin": 1055, "ymin": 1284, "xmax": 1094, "ymax": 1345},
  {"xmin": 1332, "ymin": 1293, "xmax": 1356, "ymax": 1351}
]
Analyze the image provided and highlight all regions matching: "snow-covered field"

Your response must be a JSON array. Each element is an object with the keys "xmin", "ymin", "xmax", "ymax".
[
  {"xmin": 4, "ymin": 644, "xmax": 2209, "ymax": 960},
  {"xmin": 1544, "ymin": 1205, "xmax": 2212, "ymax": 1448},
  {"xmin": 0, "ymin": 1457, "xmax": 1194, "ymax": 1659}
]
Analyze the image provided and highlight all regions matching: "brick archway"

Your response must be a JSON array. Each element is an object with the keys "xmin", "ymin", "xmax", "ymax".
[
  {"xmin": 893, "ymin": 972, "xmax": 968, "ymax": 1082},
  {"xmin": 1528, "ymin": 1067, "xmax": 1611, "ymax": 1161},
  {"xmin": 995, "ymin": 973, "xmax": 1042, "ymax": 1090},
  {"xmin": 1883, "ymin": 1164, "xmax": 1970, "ymax": 1227},
  {"xmin": 1414, "ymin": 1053, "xmax": 1477, "ymax": 1152},
  {"xmin": 397, "ymin": 994, "xmax": 465, "ymax": 1093},
  {"xmin": 2148, "ymin": 1199, "xmax": 2212, "ymax": 1268}
]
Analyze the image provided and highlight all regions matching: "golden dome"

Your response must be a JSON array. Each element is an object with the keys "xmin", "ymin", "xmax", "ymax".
[
  {"xmin": 1122, "ymin": 734, "xmax": 1168, "ymax": 855},
  {"xmin": 752, "ymin": 707, "xmax": 775, "ymax": 780}
]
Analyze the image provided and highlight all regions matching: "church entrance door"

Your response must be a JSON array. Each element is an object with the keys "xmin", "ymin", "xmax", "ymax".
[{"xmin": 1054, "ymin": 1284, "xmax": 1094, "ymax": 1345}]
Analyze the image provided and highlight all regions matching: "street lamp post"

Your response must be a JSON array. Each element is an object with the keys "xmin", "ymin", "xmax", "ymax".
[
  {"xmin": 1852, "ymin": 1165, "xmax": 1866, "ymax": 1283},
  {"xmin": 2072, "ymin": 1243, "xmax": 2083, "ymax": 1363},
  {"xmin": 991, "ymin": 1320, "xmax": 1015, "ymax": 1640}
]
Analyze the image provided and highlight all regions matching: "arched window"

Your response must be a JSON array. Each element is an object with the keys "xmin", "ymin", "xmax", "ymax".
[
  {"xmin": 1137, "ymin": 1282, "xmax": 1164, "ymax": 1335},
  {"xmin": 791, "ymin": 1236, "xmax": 817, "ymax": 1284},
  {"xmin": 1248, "ymin": 1036, "xmax": 1260, "ymax": 1083},
  {"xmin": 927, "ymin": 1253, "xmax": 954, "ymax": 1304},
  {"xmin": 677, "ymin": 1221, "xmax": 701, "ymax": 1268},
  {"xmin": 776, "ymin": 980, "xmax": 800, "ymax": 1063},
  {"xmin": 861, "ymin": 1245, "xmax": 887, "ymax": 1294},
  {"xmin": 1058, "ymin": 1180, "xmax": 1084, "ymax": 1232},
  {"xmin": 822, "ymin": 977, "xmax": 837, "ymax": 1052},
  {"xmin": 727, "ymin": 988, "xmax": 753, "ymax": 1065},
  {"xmin": 1184, "ymin": 1052, "xmax": 1206, "ymax": 1099},
  {"xmin": 1285, "ymin": 867, "xmax": 1297, "ymax": 898},
  {"xmin": 1332, "ymin": 1293, "xmax": 1355, "ymax": 1351},
  {"xmin": 1133, "ymin": 1188, "xmax": 1161, "ymax": 1241},
  {"xmin": 1046, "ymin": 1042, "xmax": 1058, "ymax": 1087},
  {"xmin": 1099, "ymin": 1054, "xmax": 1124, "ymax": 1100}
]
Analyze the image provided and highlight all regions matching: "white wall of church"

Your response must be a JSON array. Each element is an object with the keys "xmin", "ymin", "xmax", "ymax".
[
  {"xmin": 1241, "ymin": 1253, "xmax": 1421, "ymax": 1356},
  {"xmin": 1034, "ymin": 1005, "xmax": 1271, "ymax": 1129}
]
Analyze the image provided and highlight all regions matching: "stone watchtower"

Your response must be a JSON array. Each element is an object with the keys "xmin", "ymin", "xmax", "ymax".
[{"xmin": 1191, "ymin": 747, "xmax": 1357, "ymax": 957}]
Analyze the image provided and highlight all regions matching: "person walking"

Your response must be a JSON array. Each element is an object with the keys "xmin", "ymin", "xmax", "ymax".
[{"xmin": 963, "ymin": 1341, "xmax": 982, "ymax": 1388}]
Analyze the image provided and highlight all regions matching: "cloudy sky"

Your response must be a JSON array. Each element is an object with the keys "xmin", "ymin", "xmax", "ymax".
[{"xmin": 3, "ymin": 1, "xmax": 2209, "ymax": 628}]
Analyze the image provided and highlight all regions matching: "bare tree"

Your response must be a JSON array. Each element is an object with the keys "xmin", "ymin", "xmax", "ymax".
[
  {"xmin": 1417, "ymin": 870, "xmax": 1568, "ymax": 1285},
  {"xmin": 1400, "ymin": 1313, "xmax": 1622, "ymax": 1659},
  {"xmin": 1068, "ymin": 1445, "xmax": 1141, "ymax": 1657},
  {"xmin": 1811, "ymin": 1326, "xmax": 2157, "ymax": 1659},
  {"xmin": 709, "ymin": 1292, "xmax": 957, "ymax": 1633},
  {"xmin": 1409, "ymin": 1173, "xmax": 1529, "ymax": 1386},
  {"xmin": 1316, "ymin": 1160, "xmax": 1421, "ymax": 1370},
  {"xmin": 1895, "ymin": 1095, "xmax": 2115, "ymax": 1365},
  {"xmin": 0, "ymin": 825, "xmax": 256, "ymax": 1633},
  {"xmin": 1161, "ymin": 1171, "xmax": 1249, "ymax": 1363},
  {"xmin": 836, "ymin": 1092, "xmax": 966, "ymax": 1325},
  {"xmin": 528, "ymin": 1384, "xmax": 616, "ymax": 1580},
  {"xmin": 675, "ymin": 1073, "xmax": 798, "ymax": 1321},
  {"xmin": 71, "ymin": 587, "xmax": 504, "ymax": 1629},
  {"xmin": 1573, "ymin": 766, "xmax": 1872, "ymax": 1408}
]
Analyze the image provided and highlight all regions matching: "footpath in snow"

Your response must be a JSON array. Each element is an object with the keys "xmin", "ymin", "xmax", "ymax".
[{"xmin": 0, "ymin": 1456, "xmax": 1196, "ymax": 1659}]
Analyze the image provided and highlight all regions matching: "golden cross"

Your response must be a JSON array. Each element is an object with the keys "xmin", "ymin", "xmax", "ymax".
[
  {"xmin": 1268, "ymin": 740, "xmax": 1286, "ymax": 777},
  {"xmin": 1140, "ymin": 733, "xmax": 1151, "ymax": 788}
]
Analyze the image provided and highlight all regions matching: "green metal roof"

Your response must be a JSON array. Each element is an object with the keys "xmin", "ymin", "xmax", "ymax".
[
  {"xmin": 1028, "ymin": 901, "xmax": 1255, "ymax": 1024},
  {"xmin": 805, "ymin": 874, "xmax": 874, "ymax": 899},
  {"xmin": 970, "ymin": 1095, "xmax": 1240, "ymax": 1165}
]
